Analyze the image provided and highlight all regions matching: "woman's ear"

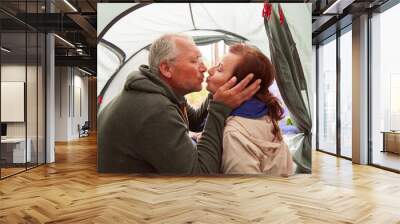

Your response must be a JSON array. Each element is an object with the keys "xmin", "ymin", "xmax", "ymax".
[{"xmin": 159, "ymin": 61, "xmax": 172, "ymax": 79}]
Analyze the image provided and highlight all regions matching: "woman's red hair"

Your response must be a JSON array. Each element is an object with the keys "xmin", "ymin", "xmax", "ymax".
[{"xmin": 229, "ymin": 43, "xmax": 284, "ymax": 141}]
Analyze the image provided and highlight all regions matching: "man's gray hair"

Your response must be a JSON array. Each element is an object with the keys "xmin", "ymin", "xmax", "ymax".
[{"xmin": 148, "ymin": 33, "xmax": 194, "ymax": 73}]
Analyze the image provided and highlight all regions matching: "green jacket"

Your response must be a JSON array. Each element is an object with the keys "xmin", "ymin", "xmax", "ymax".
[{"xmin": 97, "ymin": 65, "xmax": 232, "ymax": 174}]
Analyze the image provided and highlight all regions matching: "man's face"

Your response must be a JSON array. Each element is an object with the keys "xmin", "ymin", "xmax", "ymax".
[{"xmin": 167, "ymin": 38, "xmax": 207, "ymax": 96}]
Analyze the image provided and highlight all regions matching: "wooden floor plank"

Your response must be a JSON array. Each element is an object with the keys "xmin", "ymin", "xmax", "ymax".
[{"xmin": 0, "ymin": 134, "xmax": 399, "ymax": 223}]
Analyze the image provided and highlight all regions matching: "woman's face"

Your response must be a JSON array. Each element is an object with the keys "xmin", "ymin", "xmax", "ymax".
[{"xmin": 206, "ymin": 52, "xmax": 242, "ymax": 94}]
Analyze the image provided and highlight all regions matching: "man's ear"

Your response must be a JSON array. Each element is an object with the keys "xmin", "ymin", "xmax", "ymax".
[{"xmin": 159, "ymin": 61, "xmax": 172, "ymax": 79}]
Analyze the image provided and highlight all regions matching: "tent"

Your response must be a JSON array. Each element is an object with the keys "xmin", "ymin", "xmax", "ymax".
[{"xmin": 97, "ymin": 3, "xmax": 312, "ymax": 173}]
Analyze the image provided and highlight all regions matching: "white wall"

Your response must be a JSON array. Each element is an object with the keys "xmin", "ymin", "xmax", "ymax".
[
  {"xmin": 1, "ymin": 65, "xmax": 37, "ymax": 138},
  {"xmin": 1, "ymin": 63, "xmax": 46, "ymax": 164},
  {"xmin": 55, "ymin": 66, "xmax": 69, "ymax": 141},
  {"xmin": 1, "ymin": 65, "xmax": 26, "ymax": 142},
  {"xmin": 72, "ymin": 72, "xmax": 89, "ymax": 138},
  {"xmin": 55, "ymin": 67, "xmax": 89, "ymax": 141}
]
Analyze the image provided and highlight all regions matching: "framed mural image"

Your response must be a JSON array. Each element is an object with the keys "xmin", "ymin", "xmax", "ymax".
[{"xmin": 97, "ymin": 3, "xmax": 312, "ymax": 175}]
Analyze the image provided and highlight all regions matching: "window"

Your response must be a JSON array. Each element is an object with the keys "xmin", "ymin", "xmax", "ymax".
[
  {"xmin": 370, "ymin": 3, "xmax": 400, "ymax": 171},
  {"xmin": 317, "ymin": 36, "xmax": 337, "ymax": 154},
  {"xmin": 340, "ymin": 28, "xmax": 352, "ymax": 158},
  {"xmin": 0, "ymin": 1, "xmax": 47, "ymax": 179}
]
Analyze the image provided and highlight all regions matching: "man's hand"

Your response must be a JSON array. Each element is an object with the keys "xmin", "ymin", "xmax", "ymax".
[{"xmin": 213, "ymin": 73, "xmax": 261, "ymax": 109}]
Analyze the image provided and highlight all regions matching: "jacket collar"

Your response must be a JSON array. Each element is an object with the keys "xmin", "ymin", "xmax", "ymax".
[{"xmin": 230, "ymin": 97, "xmax": 268, "ymax": 118}]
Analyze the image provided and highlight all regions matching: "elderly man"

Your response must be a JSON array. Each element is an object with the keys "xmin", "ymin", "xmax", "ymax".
[{"xmin": 98, "ymin": 34, "xmax": 260, "ymax": 174}]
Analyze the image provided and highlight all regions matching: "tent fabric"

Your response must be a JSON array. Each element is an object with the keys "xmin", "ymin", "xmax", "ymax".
[
  {"xmin": 192, "ymin": 35, "xmax": 245, "ymax": 46},
  {"xmin": 100, "ymin": 49, "xmax": 149, "ymax": 110},
  {"xmin": 97, "ymin": 42, "xmax": 122, "ymax": 95},
  {"xmin": 102, "ymin": 3, "xmax": 271, "ymax": 62},
  {"xmin": 142, "ymin": 34, "xmax": 246, "ymax": 50},
  {"xmin": 98, "ymin": 3, "xmax": 311, "ymax": 102},
  {"xmin": 264, "ymin": 4, "xmax": 312, "ymax": 173},
  {"xmin": 103, "ymin": 4, "xmax": 194, "ymax": 59},
  {"xmin": 97, "ymin": 3, "xmax": 312, "ymax": 173},
  {"xmin": 97, "ymin": 3, "xmax": 138, "ymax": 36},
  {"xmin": 190, "ymin": 3, "xmax": 270, "ymax": 55}
]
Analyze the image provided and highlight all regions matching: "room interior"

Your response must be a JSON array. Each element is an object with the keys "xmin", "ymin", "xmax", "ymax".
[{"xmin": 0, "ymin": 0, "xmax": 399, "ymax": 222}]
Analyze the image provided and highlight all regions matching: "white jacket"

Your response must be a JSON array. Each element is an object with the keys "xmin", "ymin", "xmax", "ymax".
[{"xmin": 221, "ymin": 115, "xmax": 294, "ymax": 176}]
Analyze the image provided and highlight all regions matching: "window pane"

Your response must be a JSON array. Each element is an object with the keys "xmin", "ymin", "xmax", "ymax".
[
  {"xmin": 38, "ymin": 32, "xmax": 46, "ymax": 165},
  {"xmin": 27, "ymin": 31, "xmax": 38, "ymax": 169},
  {"xmin": 340, "ymin": 29, "xmax": 352, "ymax": 158},
  {"xmin": 318, "ymin": 37, "xmax": 337, "ymax": 154},
  {"xmin": 371, "ymin": 3, "xmax": 400, "ymax": 171},
  {"xmin": 1, "ymin": 30, "xmax": 28, "ymax": 177}
]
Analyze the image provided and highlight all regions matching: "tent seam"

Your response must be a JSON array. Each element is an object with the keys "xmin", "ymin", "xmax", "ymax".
[{"xmin": 189, "ymin": 3, "xmax": 197, "ymax": 30}]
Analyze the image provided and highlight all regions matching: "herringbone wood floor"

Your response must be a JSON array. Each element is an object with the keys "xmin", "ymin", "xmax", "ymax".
[{"xmin": 1, "ymin": 134, "xmax": 400, "ymax": 223}]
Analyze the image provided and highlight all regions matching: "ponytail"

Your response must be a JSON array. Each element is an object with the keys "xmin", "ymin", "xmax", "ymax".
[{"xmin": 257, "ymin": 92, "xmax": 284, "ymax": 142}]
